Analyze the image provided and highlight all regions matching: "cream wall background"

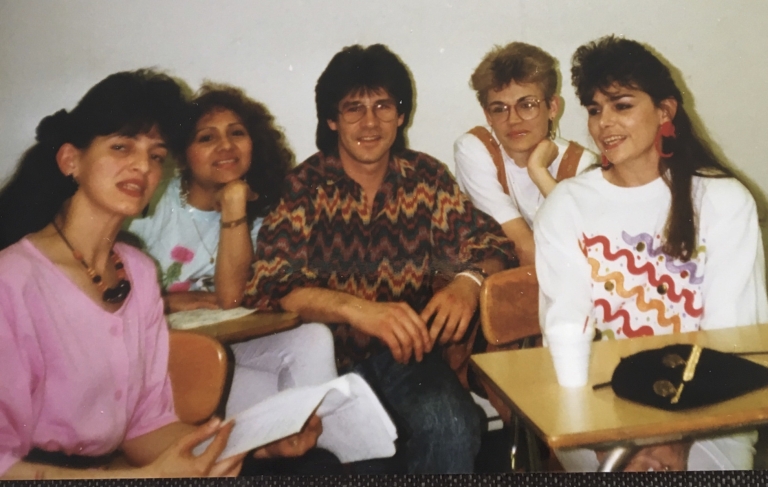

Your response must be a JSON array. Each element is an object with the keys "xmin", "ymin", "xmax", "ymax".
[{"xmin": 1, "ymin": 1, "xmax": 766, "ymax": 226}]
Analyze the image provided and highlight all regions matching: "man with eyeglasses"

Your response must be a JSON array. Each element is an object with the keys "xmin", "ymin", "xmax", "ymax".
[
  {"xmin": 244, "ymin": 44, "xmax": 516, "ymax": 473},
  {"xmin": 454, "ymin": 42, "xmax": 597, "ymax": 266}
]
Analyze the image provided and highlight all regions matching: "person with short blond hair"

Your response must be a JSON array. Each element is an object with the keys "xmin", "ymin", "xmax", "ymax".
[{"xmin": 455, "ymin": 41, "xmax": 597, "ymax": 266}]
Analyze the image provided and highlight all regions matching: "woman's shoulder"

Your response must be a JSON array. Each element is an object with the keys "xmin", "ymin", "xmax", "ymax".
[
  {"xmin": 0, "ymin": 237, "xmax": 45, "ymax": 270},
  {"xmin": 0, "ymin": 239, "xmax": 38, "ymax": 275},
  {"xmin": 151, "ymin": 177, "xmax": 182, "ymax": 210},
  {"xmin": 0, "ymin": 240, "xmax": 53, "ymax": 299},
  {"xmin": 554, "ymin": 165, "xmax": 603, "ymax": 192},
  {"xmin": 537, "ymin": 168, "xmax": 604, "ymax": 219},
  {"xmin": 454, "ymin": 130, "xmax": 491, "ymax": 154},
  {"xmin": 115, "ymin": 242, "xmax": 160, "ymax": 278},
  {"xmin": 694, "ymin": 175, "xmax": 756, "ymax": 216}
]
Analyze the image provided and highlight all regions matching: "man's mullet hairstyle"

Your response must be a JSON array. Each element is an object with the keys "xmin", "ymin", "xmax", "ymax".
[{"xmin": 315, "ymin": 44, "xmax": 414, "ymax": 156}]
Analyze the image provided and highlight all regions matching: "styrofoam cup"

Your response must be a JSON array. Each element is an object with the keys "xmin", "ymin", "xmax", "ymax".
[{"xmin": 545, "ymin": 325, "xmax": 593, "ymax": 387}]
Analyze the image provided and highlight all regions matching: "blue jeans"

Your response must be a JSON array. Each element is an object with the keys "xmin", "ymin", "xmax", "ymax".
[{"xmin": 353, "ymin": 349, "xmax": 483, "ymax": 473}]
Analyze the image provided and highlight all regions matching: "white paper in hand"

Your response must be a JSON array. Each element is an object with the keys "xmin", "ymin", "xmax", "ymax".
[
  {"xmin": 192, "ymin": 373, "xmax": 397, "ymax": 463},
  {"xmin": 315, "ymin": 374, "xmax": 398, "ymax": 463}
]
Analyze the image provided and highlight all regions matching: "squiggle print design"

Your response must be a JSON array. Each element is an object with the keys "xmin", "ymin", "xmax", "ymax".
[
  {"xmin": 588, "ymin": 258, "xmax": 679, "ymax": 335},
  {"xmin": 583, "ymin": 232, "xmax": 704, "ymax": 338},
  {"xmin": 594, "ymin": 298, "xmax": 654, "ymax": 337},
  {"xmin": 621, "ymin": 232, "xmax": 704, "ymax": 284}
]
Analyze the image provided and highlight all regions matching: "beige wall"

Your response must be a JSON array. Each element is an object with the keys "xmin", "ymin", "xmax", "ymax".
[{"xmin": 1, "ymin": 0, "xmax": 766, "ymax": 243}]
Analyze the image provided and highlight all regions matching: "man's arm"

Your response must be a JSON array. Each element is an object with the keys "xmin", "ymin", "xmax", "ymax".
[{"xmin": 280, "ymin": 287, "xmax": 431, "ymax": 364}]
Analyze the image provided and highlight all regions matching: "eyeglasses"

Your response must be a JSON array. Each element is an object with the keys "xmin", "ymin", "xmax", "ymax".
[
  {"xmin": 338, "ymin": 99, "xmax": 399, "ymax": 124},
  {"xmin": 486, "ymin": 98, "xmax": 542, "ymax": 123}
]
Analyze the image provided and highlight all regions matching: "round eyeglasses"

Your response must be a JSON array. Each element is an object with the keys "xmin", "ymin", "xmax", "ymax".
[
  {"xmin": 339, "ymin": 99, "xmax": 399, "ymax": 124},
  {"xmin": 486, "ymin": 98, "xmax": 542, "ymax": 123}
]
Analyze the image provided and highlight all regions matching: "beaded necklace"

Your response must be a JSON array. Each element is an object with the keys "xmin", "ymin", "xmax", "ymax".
[{"xmin": 52, "ymin": 220, "xmax": 132, "ymax": 304}]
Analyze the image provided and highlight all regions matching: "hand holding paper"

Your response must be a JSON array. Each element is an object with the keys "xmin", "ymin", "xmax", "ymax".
[{"xmin": 193, "ymin": 373, "xmax": 397, "ymax": 463}]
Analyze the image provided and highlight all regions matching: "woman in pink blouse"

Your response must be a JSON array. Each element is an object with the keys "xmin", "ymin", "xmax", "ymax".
[{"xmin": 0, "ymin": 70, "xmax": 319, "ymax": 479}]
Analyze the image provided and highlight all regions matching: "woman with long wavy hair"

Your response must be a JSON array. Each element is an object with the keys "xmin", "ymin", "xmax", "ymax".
[
  {"xmin": 127, "ymin": 84, "xmax": 338, "ymax": 418},
  {"xmin": 535, "ymin": 36, "xmax": 768, "ymax": 471}
]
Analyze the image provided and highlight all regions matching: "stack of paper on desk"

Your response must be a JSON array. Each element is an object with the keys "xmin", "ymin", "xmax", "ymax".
[
  {"xmin": 166, "ymin": 307, "xmax": 256, "ymax": 330},
  {"xmin": 193, "ymin": 373, "xmax": 398, "ymax": 463}
]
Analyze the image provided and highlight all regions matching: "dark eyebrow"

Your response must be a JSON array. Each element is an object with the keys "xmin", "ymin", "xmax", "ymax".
[
  {"xmin": 341, "ymin": 97, "xmax": 395, "ymax": 108},
  {"xmin": 606, "ymin": 92, "xmax": 636, "ymax": 102},
  {"xmin": 587, "ymin": 92, "xmax": 636, "ymax": 106},
  {"xmin": 340, "ymin": 100, "xmax": 364, "ymax": 108}
]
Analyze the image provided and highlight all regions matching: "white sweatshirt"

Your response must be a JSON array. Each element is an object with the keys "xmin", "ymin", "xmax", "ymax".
[{"xmin": 534, "ymin": 168, "xmax": 768, "ymax": 339}]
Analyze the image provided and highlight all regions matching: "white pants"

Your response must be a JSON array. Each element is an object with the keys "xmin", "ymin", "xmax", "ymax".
[
  {"xmin": 555, "ymin": 430, "xmax": 757, "ymax": 471},
  {"xmin": 225, "ymin": 322, "xmax": 338, "ymax": 416}
]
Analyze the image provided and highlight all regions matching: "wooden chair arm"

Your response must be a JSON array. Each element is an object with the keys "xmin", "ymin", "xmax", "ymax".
[
  {"xmin": 168, "ymin": 331, "xmax": 228, "ymax": 424},
  {"xmin": 480, "ymin": 265, "xmax": 541, "ymax": 347}
]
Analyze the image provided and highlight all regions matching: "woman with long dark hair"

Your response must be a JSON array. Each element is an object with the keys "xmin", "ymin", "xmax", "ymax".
[
  {"xmin": 535, "ymin": 36, "xmax": 768, "ymax": 471},
  {"xmin": 0, "ymin": 70, "xmax": 250, "ymax": 479},
  {"xmin": 0, "ymin": 71, "xmax": 321, "ymax": 480}
]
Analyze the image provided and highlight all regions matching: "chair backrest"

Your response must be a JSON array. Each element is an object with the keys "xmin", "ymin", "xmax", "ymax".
[
  {"xmin": 168, "ymin": 331, "xmax": 228, "ymax": 424},
  {"xmin": 480, "ymin": 265, "xmax": 541, "ymax": 347}
]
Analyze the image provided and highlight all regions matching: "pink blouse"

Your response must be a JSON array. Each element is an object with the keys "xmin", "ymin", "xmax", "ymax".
[{"xmin": 0, "ymin": 239, "xmax": 177, "ymax": 475}]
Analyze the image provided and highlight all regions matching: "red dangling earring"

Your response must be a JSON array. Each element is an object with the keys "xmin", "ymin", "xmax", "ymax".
[
  {"xmin": 655, "ymin": 121, "xmax": 676, "ymax": 158},
  {"xmin": 601, "ymin": 154, "xmax": 612, "ymax": 169}
]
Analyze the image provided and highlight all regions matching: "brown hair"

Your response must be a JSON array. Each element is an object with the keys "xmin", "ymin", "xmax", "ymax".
[
  {"xmin": 315, "ymin": 44, "xmax": 413, "ymax": 156},
  {"xmin": 176, "ymin": 83, "xmax": 294, "ymax": 218},
  {"xmin": 471, "ymin": 42, "xmax": 559, "ymax": 107},
  {"xmin": 0, "ymin": 69, "xmax": 186, "ymax": 249},
  {"xmin": 571, "ymin": 36, "xmax": 734, "ymax": 261}
]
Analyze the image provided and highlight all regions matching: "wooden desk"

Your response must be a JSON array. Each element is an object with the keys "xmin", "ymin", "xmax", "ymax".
[
  {"xmin": 470, "ymin": 324, "xmax": 768, "ymax": 470},
  {"xmin": 189, "ymin": 311, "xmax": 301, "ymax": 344}
]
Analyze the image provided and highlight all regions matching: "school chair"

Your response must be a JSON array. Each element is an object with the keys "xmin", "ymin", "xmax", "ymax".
[{"xmin": 168, "ymin": 330, "xmax": 228, "ymax": 424}]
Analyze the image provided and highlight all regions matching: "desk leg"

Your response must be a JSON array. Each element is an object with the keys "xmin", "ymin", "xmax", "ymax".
[{"xmin": 597, "ymin": 445, "xmax": 637, "ymax": 472}]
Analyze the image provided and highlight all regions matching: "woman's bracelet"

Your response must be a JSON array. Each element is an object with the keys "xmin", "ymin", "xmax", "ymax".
[
  {"xmin": 454, "ymin": 270, "xmax": 483, "ymax": 287},
  {"xmin": 220, "ymin": 215, "xmax": 248, "ymax": 229}
]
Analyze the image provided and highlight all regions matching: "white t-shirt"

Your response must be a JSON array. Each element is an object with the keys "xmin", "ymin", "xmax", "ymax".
[
  {"xmin": 534, "ymin": 168, "xmax": 768, "ymax": 339},
  {"xmin": 127, "ymin": 177, "xmax": 263, "ymax": 293},
  {"xmin": 454, "ymin": 130, "xmax": 597, "ymax": 227}
]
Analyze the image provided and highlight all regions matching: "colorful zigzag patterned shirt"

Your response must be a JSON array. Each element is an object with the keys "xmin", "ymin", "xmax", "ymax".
[
  {"xmin": 582, "ymin": 230, "xmax": 704, "ymax": 338},
  {"xmin": 534, "ymin": 168, "xmax": 768, "ymax": 341},
  {"xmin": 244, "ymin": 150, "xmax": 516, "ymax": 369}
]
